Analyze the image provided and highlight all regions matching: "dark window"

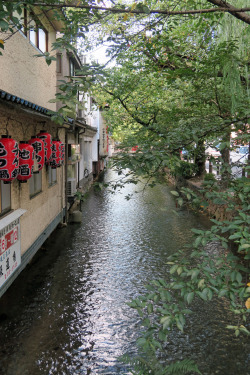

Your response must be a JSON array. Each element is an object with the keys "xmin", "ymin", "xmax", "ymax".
[
  {"xmin": 30, "ymin": 171, "xmax": 42, "ymax": 197},
  {"xmin": 56, "ymin": 53, "xmax": 62, "ymax": 73},
  {"xmin": 0, "ymin": 181, "xmax": 11, "ymax": 216},
  {"xmin": 48, "ymin": 166, "xmax": 57, "ymax": 186},
  {"xmin": 69, "ymin": 59, "xmax": 75, "ymax": 77}
]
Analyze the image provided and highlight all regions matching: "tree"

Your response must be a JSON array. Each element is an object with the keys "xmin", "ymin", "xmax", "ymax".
[{"xmin": 1, "ymin": 1, "xmax": 250, "ymax": 373}]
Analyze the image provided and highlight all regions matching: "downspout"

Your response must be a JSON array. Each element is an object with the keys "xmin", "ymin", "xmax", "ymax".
[
  {"xmin": 65, "ymin": 131, "xmax": 68, "ymax": 223},
  {"xmin": 78, "ymin": 129, "xmax": 80, "ymax": 189},
  {"xmin": 78, "ymin": 128, "xmax": 86, "ymax": 188}
]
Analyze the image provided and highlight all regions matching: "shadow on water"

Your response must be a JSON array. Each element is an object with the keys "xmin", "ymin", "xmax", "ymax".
[{"xmin": 0, "ymin": 169, "xmax": 249, "ymax": 375}]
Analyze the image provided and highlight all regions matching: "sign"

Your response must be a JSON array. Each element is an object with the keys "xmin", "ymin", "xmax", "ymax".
[
  {"xmin": 0, "ymin": 216, "xmax": 21, "ymax": 289},
  {"xmin": 99, "ymin": 117, "xmax": 109, "ymax": 157}
]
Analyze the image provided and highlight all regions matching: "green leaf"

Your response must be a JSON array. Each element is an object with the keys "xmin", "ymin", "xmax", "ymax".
[
  {"xmin": 186, "ymin": 291, "xmax": 194, "ymax": 304},
  {"xmin": 170, "ymin": 264, "xmax": 178, "ymax": 274},
  {"xmin": 0, "ymin": 19, "xmax": 9, "ymax": 31},
  {"xmin": 229, "ymin": 233, "xmax": 242, "ymax": 240},
  {"xmin": 161, "ymin": 316, "xmax": 172, "ymax": 329},
  {"xmin": 241, "ymin": 244, "xmax": 250, "ymax": 250},
  {"xmin": 236, "ymin": 272, "xmax": 242, "ymax": 284},
  {"xmin": 218, "ymin": 289, "xmax": 228, "ymax": 297},
  {"xmin": 171, "ymin": 190, "xmax": 179, "ymax": 197},
  {"xmin": 176, "ymin": 319, "xmax": 184, "ymax": 332},
  {"xmin": 191, "ymin": 269, "xmax": 199, "ymax": 280},
  {"xmin": 147, "ymin": 303, "xmax": 153, "ymax": 314}
]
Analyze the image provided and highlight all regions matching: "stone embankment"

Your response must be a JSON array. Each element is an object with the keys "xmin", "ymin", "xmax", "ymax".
[{"xmin": 165, "ymin": 171, "xmax": 234, "ymax": 221}]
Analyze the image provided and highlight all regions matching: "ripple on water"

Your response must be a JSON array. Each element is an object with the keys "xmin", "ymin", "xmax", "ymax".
[{"xmin": 0, "ymin": 170, "xmax": 249, "ymax": 375}]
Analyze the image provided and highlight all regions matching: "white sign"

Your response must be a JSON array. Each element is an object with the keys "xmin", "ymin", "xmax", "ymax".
[
  {"xmin": 99, "ymin": 119, "xmax": 109, "ymax": 157},
  {"xmin": 0, "ymin": 217, "xmax": 21, "ymax": 288}
]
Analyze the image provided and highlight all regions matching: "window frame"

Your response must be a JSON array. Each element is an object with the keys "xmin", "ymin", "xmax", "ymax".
[
  {"xmin": 0, "ymin": 181, "xmax": 11, "ymax": 217},
  {"xmin": 29, "ymin": 171, "xmax": 42, "ymax": 198},
  {"xmin": 69, "ymin": 59, "xmax": 75, "ymax": 77},
  {"xmin": 28, "ymin": 13, "xmax": 48, "ymax": 53},
  {"xmin": 56, "ymin": 53, "xmax": 62, "ymax": 73},
  {"xmin": 48, "ymin": 166, "xmax": 57, "ymax": 187}
]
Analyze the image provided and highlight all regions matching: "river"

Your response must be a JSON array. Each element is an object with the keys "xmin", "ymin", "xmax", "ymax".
[{"xmin": 0, "ymin": 169, "xmax": 249, "ymax": 375}]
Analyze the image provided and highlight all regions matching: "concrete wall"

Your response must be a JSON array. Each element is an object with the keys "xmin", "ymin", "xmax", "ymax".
[{"xmin": 0, "ymin": 102, "xmax": 66, "ymax": 255}]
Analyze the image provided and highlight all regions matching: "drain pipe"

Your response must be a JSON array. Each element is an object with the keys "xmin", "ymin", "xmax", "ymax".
[
  {"xmin": 78, "ymin": 127, "xmax": 85, "ymax": 189},
  {"xmin": 64, "ymin": 131, "xmax": 69, "ymax": 223}
]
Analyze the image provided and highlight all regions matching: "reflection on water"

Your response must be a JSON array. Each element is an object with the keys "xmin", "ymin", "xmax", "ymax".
[{"xmin": 0, "ymin": 170, "xmax": 249, "ymax": 375}]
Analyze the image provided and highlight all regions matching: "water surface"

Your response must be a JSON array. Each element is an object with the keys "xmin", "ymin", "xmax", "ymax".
[{"xmin": 0, "ymin": 170, "xmax": 249, "ymax": 374}]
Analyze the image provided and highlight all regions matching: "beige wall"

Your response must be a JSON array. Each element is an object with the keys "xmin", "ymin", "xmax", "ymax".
[
  {"xmin": 0, "ymin": 103, "xmax": 66, "ymax": 255},
  {"xmin": 0, "ymin": 24, "xmax": 57, "ymax": 110},
  {"xmin": 56, "ymin": 51, "xmax": 70, "ymax": 112}
]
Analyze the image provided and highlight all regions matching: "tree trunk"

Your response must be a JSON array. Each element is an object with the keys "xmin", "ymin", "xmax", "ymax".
[
  {"xmin": 220, "ymin": 130, "xmax": 231, "ymax": 187},
  {"xmin": 194, "ymin": 140, "xmax": 206, "ymax": 177}
]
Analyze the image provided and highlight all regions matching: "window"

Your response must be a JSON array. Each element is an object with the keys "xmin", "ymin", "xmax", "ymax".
[
  {"xmin": 56, "ymin": 53, "xmax": 62, "ymax": 73},
  {"xmin": 29, "ymin": 19, "xmax": 36, "ymax": 45},
  {"xmin": 29, "ymin": 17, "xmax": 48, "ymax": 53},
  {"xmin": 69, "ymin": 59, "xmax": 75, "ymax": 77},
  {"xmin": 30, "ymin": 171, "xmax": 42, "ymax": 197},
  {"xmin": 0, "ymin": 182, "xmax": 11, "ymax": 215},
  {"xmin": 38, "ymin": 28, "xmax": 46, "ymax": 53},
  {"xmin": 48, "ymin": 166, "xmax": 57, "ymax": 186}
]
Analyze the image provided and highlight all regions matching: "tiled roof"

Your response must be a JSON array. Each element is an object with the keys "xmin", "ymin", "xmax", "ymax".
[
  {"xmin": 0, "ymin": 89, "xmax": 50, "ymax": 115},
  {"xmin": 0, "ymin": 89, "xmax": 74, "ymax": 124}
]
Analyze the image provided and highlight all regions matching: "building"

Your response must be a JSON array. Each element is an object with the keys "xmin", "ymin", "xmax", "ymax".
[
  {"xmin": 0, "ymin": 6, "xmax": 70, "ymax": 298},
  {"xmin": 0, "ymin": 5, "xmax": 111, "ymax": 298}
]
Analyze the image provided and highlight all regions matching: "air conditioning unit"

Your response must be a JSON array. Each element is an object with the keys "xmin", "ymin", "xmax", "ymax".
[{"xmin": 67, "ymin": 178, "xmax": 77, "ymax": 196}]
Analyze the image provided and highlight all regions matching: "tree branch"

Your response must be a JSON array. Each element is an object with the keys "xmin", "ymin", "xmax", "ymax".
[
  {"xmin": 16, "ymin": 2, "xmax": 250, "ymax": 24},
  {"xmin": 206, "ymin": 0, "xmax": 250, "ymax": 24},
  {"xmin": 103, "ymin": 88, "xmax": 151, "ymax": 127}
]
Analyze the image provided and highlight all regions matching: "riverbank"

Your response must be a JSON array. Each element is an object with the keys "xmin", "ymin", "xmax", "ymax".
[{"xmin": 165, "ymin": 170, "xmax": 234, "ymax": 221}]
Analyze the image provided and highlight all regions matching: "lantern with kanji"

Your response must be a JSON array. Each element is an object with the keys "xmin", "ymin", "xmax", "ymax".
[
  {"xmin": 37, "ymin": 130, "xmax": 52, "ymax": 164},
  {"xmin": 17, "ymin": 142, "xmax": 35, "ymax": 183},
  {"xmin": 59, "ymin": 142, "xmax": 65, "ymax": 166},
  {"xmin": 0, "ymin": 135, "xmax": 19, "ymax": 184},
  {"xmin": 29, "ymin": 136, "xmax": 45, "ymax": 172},
  {"xmin": 50, "ymin": 140, "xmax": 61, "ymax": 169}
]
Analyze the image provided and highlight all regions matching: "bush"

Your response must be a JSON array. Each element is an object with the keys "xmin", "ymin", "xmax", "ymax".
[
  {"xmin": 173, "ymin": 161, "xmax": 198, "ymax": 179},
  {"xmin": 204, "ymin": 172, "xmax": 216, "ymax": 181}
]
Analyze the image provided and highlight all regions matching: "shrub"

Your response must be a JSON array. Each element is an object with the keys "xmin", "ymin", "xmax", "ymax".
[
  {"xmin": 204, "ymin": 172, "xmax": 216, "ymax": 182},
  {"xmin": 173, "ymin": 161, "xmax": 198, "ymax": 179}
]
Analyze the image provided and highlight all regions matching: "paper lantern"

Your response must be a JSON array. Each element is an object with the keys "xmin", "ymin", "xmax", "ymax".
[
  {"xmin": 17, "ymin": 142, "xmax": 35, "ymax": 183},
  {"xmin": 37, "ymin": 130, "xmax": 52, "ymax": 164},
  {"xmin": 29, "ymin": 136, "xmax": 45, "ymax": 172},
  {"xmin": 0, "ymin": 135, "xmax": 19, "ymax": 183},
  {"xmin": 50, "ymin": 140, "xmax": 61, "ymax": 169}
]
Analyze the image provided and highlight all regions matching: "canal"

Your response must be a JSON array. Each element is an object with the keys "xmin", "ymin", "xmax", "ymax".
[{"xmin": 0, "ymin": 169, "xmax": 249, "ymax": 375}]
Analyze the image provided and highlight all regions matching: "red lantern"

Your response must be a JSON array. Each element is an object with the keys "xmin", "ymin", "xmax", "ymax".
[
  {"xmin": 17, "ymin": 142, "xmax": 35, "ymax": 183},
  {"xmin": 50, "ymin": 140, "xmax": 61, "ymax": 169},
  {"xmin": 29, "ymin": 136, "xmax": 45, "ymax": 172},
  {"xmin": 59, "ymin": 142, "xmax": 65, "ymax": 166},
  {"xmin": 37, "ymin": 130, "xmax": 52, "ymax": 164},
  {"xmin": 0, "ymin": 135, "xmax": 19, "ymax": 184}
]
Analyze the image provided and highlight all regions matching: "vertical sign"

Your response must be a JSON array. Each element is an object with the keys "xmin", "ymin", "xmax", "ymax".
[
  {"xmin": 0, "ymin": 218, "xmax": 21, "ymax": 288},
  {"xmin": 99, "ymin": 117, "xmax": 109, "ymax": 157}
]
